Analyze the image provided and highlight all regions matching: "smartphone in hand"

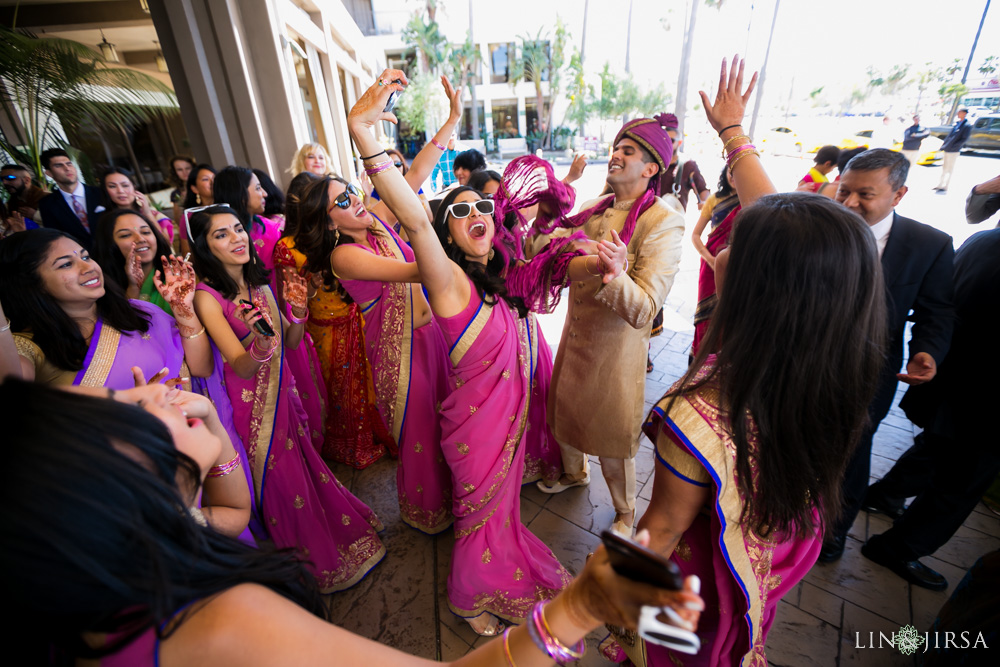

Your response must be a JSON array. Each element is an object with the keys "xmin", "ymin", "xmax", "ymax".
[
  {"xmin": 239, "ymin": 299, "xmax": 276, "ymax": 337},
  {"xmin": 384, "ymin": 79, "xmax": 404, "ymax": 113},
  {"xmin": 600, "ymin": 530, "xmax": 701, "ymax": 655}
]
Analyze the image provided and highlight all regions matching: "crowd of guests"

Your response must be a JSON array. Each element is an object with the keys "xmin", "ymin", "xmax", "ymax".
[{"xmin": 1, "ymin": 59, "xmax": 997, "ymax": 666}]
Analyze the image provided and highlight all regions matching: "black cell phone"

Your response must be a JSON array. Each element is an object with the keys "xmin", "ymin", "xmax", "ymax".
[
  {"xmin": 239, "ymin": 299, "xmax": 275, "ymax": 337},
  {"xmin": 600, "ymin": 530, "xmax": 683, "ymax": 591},
  {"xmin": 383, "ymin": 79, "xmax": 404, "ymax": 113}
]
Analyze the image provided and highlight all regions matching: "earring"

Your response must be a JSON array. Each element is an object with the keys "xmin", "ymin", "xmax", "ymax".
[
  {"xmin": 195, "ymin": 193, "xmax": 201, "ymax": 205},
  {"xmin": 334, "ymin": 228, "xmax": 340, "ymax": 244},
  {"xmin": 447, "ymin": 235, "xmax": 453, "ymax": 245},
  {"xmin": 488, "ymin": 248, "xmax": 495, "ymax": 260}
]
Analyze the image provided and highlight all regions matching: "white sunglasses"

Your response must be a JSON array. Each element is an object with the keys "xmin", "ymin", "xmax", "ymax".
[{"xmin": 446, "ymin": 199, "xmax": 494, "ymax": 219}]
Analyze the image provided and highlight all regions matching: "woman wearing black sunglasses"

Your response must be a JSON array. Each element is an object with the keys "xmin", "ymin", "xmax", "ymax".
[{"xmin": 343, "ymin": 70, "xmax": 628, "ymax": 637}]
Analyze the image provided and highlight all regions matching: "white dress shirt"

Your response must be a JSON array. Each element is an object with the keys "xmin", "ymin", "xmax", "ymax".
[
  {"xmin": 58, "ymin": 180, "xmax": 86, "ymax": 212},
  {"xmin": 869, "ymin": 210, "xmax": 894, "ymax": 258}
]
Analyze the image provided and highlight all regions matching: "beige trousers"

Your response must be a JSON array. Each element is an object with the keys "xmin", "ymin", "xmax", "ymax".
[
  {"xmin": 901, "ymin": 149, "xmax": 919, "ymax": 168},
  {"xmin": 936, "ymin": 151, "xmax": 959, "ymax": 190},
  {"xmin": 557, "ymin": 439, "xmax": 636, "ymax": 516}
]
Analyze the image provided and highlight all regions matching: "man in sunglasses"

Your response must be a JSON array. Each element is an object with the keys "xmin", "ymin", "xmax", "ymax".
[
  {"xmin": 1, "ymin": 164, "xmax": 47, "ymax": 221},
  {"xmin": 537, "ymin": 115, "xmax": 685, "ymax": 539}
]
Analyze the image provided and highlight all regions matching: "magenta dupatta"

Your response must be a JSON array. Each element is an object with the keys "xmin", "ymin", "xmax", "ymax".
[
  {"xmin": 521, "ymin": 319, "xmax": 562, "ymax": 485},
  {"xmin": 634, "ymin": 364, "xmax": 820, "ymax": 666},
  {"xmin": 340, "ymin": 217, "xmax": 454, "ymax": 535},
  {"xmin": 692, "ymin": 204, "xmax": 741, "ymax": 356},
  {"xmin": 254, "ymin": 215, "xmax": 328, "ymax": 453},
  {"xmin": 437, "ymin": 278, "xmax": 571, "ymax": 622},
  {"xmin": 196, "ymin": 282, "xmax": 385, "ymax": 592}
]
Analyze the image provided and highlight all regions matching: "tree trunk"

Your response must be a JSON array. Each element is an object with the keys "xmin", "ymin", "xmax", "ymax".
[
  {"xmin": 468, "ymin": 0, "xmax": 480, "ymax": 140},
  {"xmin": 674, "ymin": 0, "xmax": 700, "ymax": 151},
  {"xmin": 623, "ymin": 0, "xmax": 634, "ymax": 125},
  {"xmin": 748, "ymin": 0, "xmax": 781, "ymax": 140}
]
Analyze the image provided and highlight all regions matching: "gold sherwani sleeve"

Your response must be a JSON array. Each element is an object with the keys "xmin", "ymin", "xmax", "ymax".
[{"xmin": 594, "ymin": 203, "xmax": 685, "ymax": 329}]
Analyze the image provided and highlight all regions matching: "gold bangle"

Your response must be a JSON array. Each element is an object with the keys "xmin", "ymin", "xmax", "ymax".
[
  {"xmin": 502, "ymin": 627, "xmax": 517, "ymax": 667},
  {"xmin": 182, "ymin": 326, "xmax": 207, "ymax": 339},
  {"xmin": 722, "ymin": 134, "xmax": 751, "ymax": 154},
  {"xmin": 728, "ymin": 149, "xmax": 761, "ymax": 175}
]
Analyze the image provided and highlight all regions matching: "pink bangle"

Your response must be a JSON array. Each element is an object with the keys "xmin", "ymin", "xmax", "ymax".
[
  {"xmin": 726, "ymin": 143, "xmax": 756, "ymax": 162},
  {"xmin": 365, "ymin": 160, "xmax": 394, "ymax": 177},
  {"xmin": 207, "ymin": 452, "xmax": 241, "ymax": 478},
  {"xmin": 287, "ymin": 306, "xmax": 308, "ymax": 324},
  {"xmin": 249, "ymin": 339, "xmax": 273, "ymax": 363},
  {"xmin": 430, "ymin": 137, "xmax": 446, "ymax": 151}
]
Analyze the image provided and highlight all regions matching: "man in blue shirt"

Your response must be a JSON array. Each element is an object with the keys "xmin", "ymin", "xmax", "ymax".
[
  {"xmin": 431, "ymin": 132, "xmax": 458, "ymax": 192},
  {"xmin": 934, "ymin": 109, "xmax": 971, "ymax": 193}
]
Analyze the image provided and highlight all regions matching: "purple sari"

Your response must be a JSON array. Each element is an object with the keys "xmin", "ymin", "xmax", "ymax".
[
  {"xmin": 70, "ymin": 300, "xmax": 184, "ymax": 390},
  {"xmin": 612, "ymin": 361, "xmax": 820, "ymax": 666},
  {"xmin": 340, "ymin": 217, "xmax": 454, "ymax": 535},
  {"xmin": 437, "ymin": 277, "xmax": 571, "ymax": 622},
  {"xmin": 197, "ymin": 282, "xmax": 385, "ymax": 592},
  {"xmin": 521, "ymin": 319, "xmax": 562, "ymax": 485}
]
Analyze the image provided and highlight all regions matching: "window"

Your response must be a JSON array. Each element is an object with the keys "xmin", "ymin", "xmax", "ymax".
[
  {"xmin": 492, "ymin": 100, "xmax": 519, "ymax": 137},
  {"xmin": 989, "ymin": 118, "xmax": 1000, "ymax": 131},
  {"xmin": 522, "ymin": 41, "xmax": 551, "ymax": 83},
  {"xmin": 461, "ymin": 102, "xmax": 486, "ymax": 139},
  {"xmin": 489, "ymin": 43, "xmax": 515, "ymax": 84},
  {"xmin": 525, "ymin": 99, "xmax": 550, "ymax": 136}
]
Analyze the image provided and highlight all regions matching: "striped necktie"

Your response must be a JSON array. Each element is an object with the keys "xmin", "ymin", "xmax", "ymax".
[{"xmin": 71, "ymin": 195, "xmax": 89, "ymax": 231}]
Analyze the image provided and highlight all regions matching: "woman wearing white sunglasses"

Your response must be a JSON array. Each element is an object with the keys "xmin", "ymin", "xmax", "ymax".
[{"xmin": 342, "ymin": 69, "xmax": 629, "ymax": 637}]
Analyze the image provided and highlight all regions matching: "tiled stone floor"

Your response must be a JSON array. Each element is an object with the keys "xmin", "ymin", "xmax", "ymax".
[{"xmin": 326, "ymin": 254, "xmax": 1000, "ymax": 666}]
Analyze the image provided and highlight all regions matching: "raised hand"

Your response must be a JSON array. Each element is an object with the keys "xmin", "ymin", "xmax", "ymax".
[
  {"xmin": 154, "ymin": 254, "xmax": 198, "ymax": 320},
  {"xmin": 597, "ymin": 229, "xmax": 628, "ymax": 284},
  {"xmin": 442, "ymin": 75, "xmax": 463, "ymax": 123},
  {"xmin": 126, "ymin": 241, "xmax": 144, "ymax": 288},
  {"xmin": 282, "ymin": 267, "xmax": 309, "ymax": 316},
  {"xmin": 565, "ymin": 154, "xmax": 588, "ymax": 185},
  {"xmin": 698, "ymin": 55, "xmax": 758, "ymax": 135},
  {"xmin": 347, "ymin": 68, "xmax": 409, "ymax": 131}
]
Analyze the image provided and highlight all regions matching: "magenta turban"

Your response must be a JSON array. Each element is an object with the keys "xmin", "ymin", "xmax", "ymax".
[{"xmin": 613, "ymin": 115, "xmax": 675, "ymax": 175}]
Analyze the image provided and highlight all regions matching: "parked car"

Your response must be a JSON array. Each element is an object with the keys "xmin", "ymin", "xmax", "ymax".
[
  {"xmin": 930, "ymin": 114, "xmax": 1000, "ymax": 153},
  {"xmin": 759, "ymin": 126, "xmax": 803, "ymax": 155}
]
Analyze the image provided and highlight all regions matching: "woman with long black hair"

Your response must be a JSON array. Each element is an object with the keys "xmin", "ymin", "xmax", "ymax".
[
  {"xmin": 214, "ymin": 166, "xmax": 328, "ymax": 450},
  {"xmin": 93, "ymin": 208, "xmax": 176, "ymax": 314},
  {"xmin": 0, "ymin": 379, "xmax": 701, "ymax": 666},
  {"xmin": 189, "ymin": 204, "xmax": 384, "ymax": 591},
  {"xmin": 0, "ymin": 228, "xmax": 211, "ymax": 388}
]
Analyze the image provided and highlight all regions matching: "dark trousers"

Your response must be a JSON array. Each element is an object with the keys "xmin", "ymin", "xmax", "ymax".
[
  {"xmin": 867, "ymin": 424, "xmax": 1000, "ymax": 562},
  {"xmin": 832, "ymin": 377, "xmax": 898, "ymax": 540}
]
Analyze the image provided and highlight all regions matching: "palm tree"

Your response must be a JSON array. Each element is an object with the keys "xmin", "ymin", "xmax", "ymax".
[
  {"xmin": 509, "ymin": 29, "xmax": 552, "ymax": 148},
  {"xmin": 0, "ymin": 26, "xmax": 177, "ymax": 183}
]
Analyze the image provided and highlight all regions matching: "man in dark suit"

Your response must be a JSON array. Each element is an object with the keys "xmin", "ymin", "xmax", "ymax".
[
  {"xmin": 862, "ymin": 228, "xmax": 1000, "ymax": 590},
  {"xmin": 934, "ymin": 108, "xmax": 971, "ymax": 193},
  {"xmin": 36, "ymin": 148, "xmax": 103, "ymax": 250},
  {"xmin": 818, "ymin": 148, "xmax": 955, "ymax": 566}
]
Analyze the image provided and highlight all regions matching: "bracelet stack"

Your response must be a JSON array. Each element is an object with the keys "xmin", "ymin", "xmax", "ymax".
[
  {"xmin": 722, "ymin": 134, "xmax": 759, "ymax": 176},
  {"xmin": 365, "ymin": 160, "xmax": 394, "ymax": 178},
  {"xmin": 249, "ymin": 338, "xmax": 274, "ymax": 363},
  {"xmin": 207, "ymin": 452, "xmax": 242, "ymax": 478},
  {"xmin": 287, "ymin": 306, "xmax": 308, "ymax": 325},
  {"xmin": 525, "ymin": 601, "xmax": 586, "ymax": 664}
]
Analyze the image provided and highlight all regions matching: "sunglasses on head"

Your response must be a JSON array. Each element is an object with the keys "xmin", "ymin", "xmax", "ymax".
[
  {"xmin": 393, "ymin": 161, "xmax": 404, "ymax": 168},
  {"xmin": 330, "ymin": 183, "xmax": 362, "ymax": 211},
  {"xmin": 446, "ymin": 199, "xmax": 494, "ymax": 219},
  {"xmin": 2, "ymin": 174, "xmax": 18, "ymax": 181}
]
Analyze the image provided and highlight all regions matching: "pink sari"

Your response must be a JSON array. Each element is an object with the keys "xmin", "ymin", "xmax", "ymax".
[
  {"xmin": 692, "ymin": 204, "xmax": 740, "ymax": 356},
  {"xmin": 521, "ymin": 318, "xmax": 562, "ymax": 485},
  {"xmin": 254, "ymin": 214, "xmax": 328, "ymax": 452},
  {"xmin": 438, "ymin": 278, "xmax": 571, "ymax": 622},
  {"xmin": 619, "ymin": 362, "xmax": 820, "ymax": 666},
  {"xmin": 196, "ymin": 282, "xmax": 385, "ymax": 592},
  {"xmin": 340, "ymin": 218, "xmax": 454, "ymax": 535}
]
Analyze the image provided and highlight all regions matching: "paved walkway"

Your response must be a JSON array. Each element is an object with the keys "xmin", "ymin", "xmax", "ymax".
[{"xmin": 325, "ymin": 194, "xmax": 1000, "ymax": 665}]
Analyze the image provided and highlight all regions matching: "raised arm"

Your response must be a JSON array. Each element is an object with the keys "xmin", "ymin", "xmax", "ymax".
[
  {"xmin": 154, "ymin": 255, "xmax": 213, "ymax": 377},
  {"xmin": 347, "ymin": 70, "xmax": 467, "ymax": 315},
  {"xmin": 698, "ymin": 56, "xmax": 774, "ymax": 206},
  {"xmin": 404, "ymin": 76, "xmax": 463, "ymax": 190},
  {"xmin": 330, "ymin": 244, "xmax": 422, "ymax": 284}
]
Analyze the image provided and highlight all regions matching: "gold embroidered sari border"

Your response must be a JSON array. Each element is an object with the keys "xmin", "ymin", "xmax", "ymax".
[{"xmin": 79, "ymin": 323, "xmax": 121, "ymax": 387}]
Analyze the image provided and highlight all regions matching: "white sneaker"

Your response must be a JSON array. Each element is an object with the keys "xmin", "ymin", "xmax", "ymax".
[{"xmin": 536, "ymin": 472, "xmax": 591, "ymax": 494}]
